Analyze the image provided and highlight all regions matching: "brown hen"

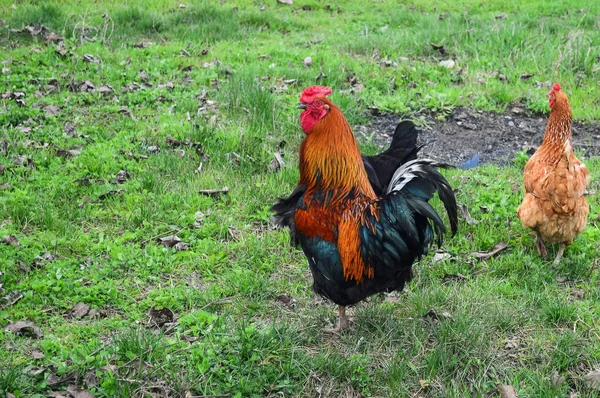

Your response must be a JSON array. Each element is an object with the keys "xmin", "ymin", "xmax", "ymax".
[{"xmin": 517, "ymin": 83, "xmax": 590, "ymax": 264}]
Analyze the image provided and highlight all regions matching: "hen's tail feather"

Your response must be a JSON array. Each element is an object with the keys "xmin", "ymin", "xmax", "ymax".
[{"xmin": 387, "ymin": 158, "xmax": 458, "ymax": 238}]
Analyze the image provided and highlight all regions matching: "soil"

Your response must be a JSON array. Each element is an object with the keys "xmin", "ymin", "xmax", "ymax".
[{"xmin": 357, "ymin": 107, "xmax": 600, "ymax": 166}]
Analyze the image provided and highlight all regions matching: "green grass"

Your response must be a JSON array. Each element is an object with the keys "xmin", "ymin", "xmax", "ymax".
[{"xmin": 1, "ymin": 0, "xmax": 600, "ymax": 396}]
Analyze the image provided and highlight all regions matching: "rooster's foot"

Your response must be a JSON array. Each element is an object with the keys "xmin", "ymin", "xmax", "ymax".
[{"xmin": 323, "ymin": 306, "xmax": 351, "ymax": 333}]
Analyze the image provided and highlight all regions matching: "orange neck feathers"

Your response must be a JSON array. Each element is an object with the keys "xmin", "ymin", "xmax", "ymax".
[
  {"xmin": 540, "ymin": 91, "xmax": 573, "ymax": 159},
  {"xmin": 299, "ymin": 99, "xmax": 376, "ymax": 203}
]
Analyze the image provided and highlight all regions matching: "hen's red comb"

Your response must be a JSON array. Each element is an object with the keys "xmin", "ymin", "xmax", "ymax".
[
  {"xmin": 300, "ymin": 86, "xmax": 332, "ymax": 103},
  {"xmin": 553, "ymin": 83, "xmax": 561, "ymax": 91}
]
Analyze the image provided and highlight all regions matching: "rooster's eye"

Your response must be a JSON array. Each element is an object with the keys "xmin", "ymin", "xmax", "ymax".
[{"xmin": 315, "ymin": 100, "xmax": 324, "ymax": 107}]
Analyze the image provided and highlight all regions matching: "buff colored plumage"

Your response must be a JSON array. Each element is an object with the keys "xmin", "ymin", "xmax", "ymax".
[{"xmin": 517, "ymin": 84, "xmax": 590, "ymax": 264}]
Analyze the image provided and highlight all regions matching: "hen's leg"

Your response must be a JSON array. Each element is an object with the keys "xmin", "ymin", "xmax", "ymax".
[
  {"xmin": 535, "ymin": 232, "xmax": 547, "ymax": 259},
  {"xmin": 554, "ymin": 243, "xmax": 566, "ymax": 265}
]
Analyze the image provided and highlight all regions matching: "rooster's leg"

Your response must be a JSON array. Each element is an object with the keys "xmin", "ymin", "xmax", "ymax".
[
  {"xmin": 535, "ymin": 232, "xmax": 548, "ymax": 259},
  {"xmin": 338, "ymin": 305, "xmax": 349, "ymax": 330},
  {"xmin": 324, "ymin": 305, "xmax": 350, "ymax": 333},
  {"xmin": 554, "ymin": 243, "xmax": 566, "ymax": 265}
]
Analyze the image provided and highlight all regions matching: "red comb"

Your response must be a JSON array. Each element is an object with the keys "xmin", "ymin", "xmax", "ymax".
[
  {"xmin": 553, "ymin": 83, "xmax": 561, "ymax": 91},
  {"xmin": 300, "ymin": 86, "xmax": 332, "ymax": 103}
]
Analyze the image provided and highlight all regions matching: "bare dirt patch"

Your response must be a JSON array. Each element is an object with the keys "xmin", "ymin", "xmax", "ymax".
[{"xmin": 358, "ymin": 108, "xmax": 600, "ymax": 166}]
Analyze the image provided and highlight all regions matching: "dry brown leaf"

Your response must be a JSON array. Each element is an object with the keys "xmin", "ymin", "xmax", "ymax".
[
  {"xmin": 5, "ymin": 320, "xmax": 43, "ymax": 338},
  {"xmin": 199, "ymin": 187, "xmax": 229, "ymax": 199},
  {"xmin": 458, "ymin": 203, "xmax": 479, "ymax": 225},
  {"xmin": 47, "ymin": 370, "xmax": 78, "ymax": 388},
  {"xmin": 31, "ymin": 349, "xmax": 45, "ymax": 359},
  {"xmin": 3, "ymin": 234, "xmax": 19, "ymax": 247},
  {"xmin": 149, "ymin": 306, "xmax": 175, "ymax": 327},
  {"xmin": 497, "ymin": 384, "xmax": 518, "ymax": 398},
  {"xmin": 585, "ymin": 369, "xmax": 600, "ymax": 390},
  {"xmin": 431, "ymin": 42, "xmax": 448, "ymax": 56},
  {"xmin": 133, "ymin": 41, "xmax": 153, "ymax": 48},
  {"xmin": 44, "ymin": 104, "xmax": 60, "ymax": 115},
  {"xmin": 72, "ymin": 303, "xmax": 90, "ymax": 318},
  {"xmin": 228, "ymin": 226, "xmax": 242, "ymax": 241},
  {"xmin": 96, "ymin": 189, "xmax": 123, "ymax": 201},
  {"xmin": 64, "ymin": 122, "xmax": 77, "ymax": 137},
  {"xmin": 82, "ymin": 54, "xmax": 101, "ymax": 63},
  {"xmin": 269, "ymin": 152, "xmax": 285, "ymax": 171},
  {"xmin": 96, "ymin": 84, "xmax": 114, "ymax": 94},
  {"xmin": 423, "ymin": 309, "xmax": 453, "ymax": 321},
  {"xmin": 550, "ymin": 371, "xmax": 565, "ymax": 388},
  {"xmin": 471, "ymin": 242, "xmax": 508, "ymax": 260},
  {"xmin": 159, "ymin": 235, "xmax": 181, "ymax": 248},
  {"xmin": 303, "ymin": 56, "xmax": 313, "ymax": 67},
  {"xmin": 83, "ymin": 370, "xmax": 99, "ymax": 389},
  {"xmin": 520, "ymin": 73, "xmax": 534, "ymax": 80},
  {"xmin": 277, "ymin": 294, "xmax": 296, "ymax": 307},
  {"xmin": 115, "ymin": 170, "xmax": 129, "ymax": 184},
  {"xmin": 174, "ymin": 242, "xmax": 190, "ymax": 251}
]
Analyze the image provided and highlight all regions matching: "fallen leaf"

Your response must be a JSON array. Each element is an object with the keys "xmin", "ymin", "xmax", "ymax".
[
  {"xmin": 180, "ymin": 48, "xmax": 191, "ymax": 57},
  {"xmin": 303, "ymin": 56, "xmax": 313, "ymax": 67},
  {"xmin": 159, "ymin": 234, "xmax": 181, "ymax": 248},
  {"xmin": 520, "ymin": 73, "xmax": 534, "ymax": 80},
  {"xmin": 17, "ymin": 125, "xmax": 32, "ymax": 134},
  {"xmin": 496, "ymin": 13, "xmax": 507, "ymax": 19},
  {"xmin": 115, "ymin": 170, "xmax": 129, "ymax": 184},
  {"xmin": 3, "ymin": 234, "xmax": 19, "ymax": 247},
  {"xmin": 64, "ymin": 122, "xmax": 77, "ymax": 137},
  {"xmin": 277, "ymin": 0, "xmax": 293, "ymax": 4},
  {"xmin": 551, "ymin": 371, "xmax": 565, "ymax": 388},
  {"xmin": 56, "ymin": 148, "xmax": 81, "ymax": 158},
  {"xmin": 133, "ymin": 41, "xmax": 153, "ymax": 48},
  {"xmin": 149, "ymin": 306, "xmax": 175, "ymax": 327},
  {"xmin": 439, "ymin": 59, "xmax": 455, "ymax": 69},
  {"xmin": 45, "ymin": 32, "xmax": 63, "ymax": 43},
  {"xmin": 442, "ymin": 273, "xmax": 467, "ymax": 282},
  {"xmin": 82, "ymin": 54, "xmax": 101, "ymax": 63},
  {"xmin": 96, "ymin": 84, "xmax": 114, "ymax": 94},
  {"xmin": 5, "ymin": 320, "xmax": 43, "ymax": 338},
  {"xmin": 83, "ymin": 370, "xmax": 99, "ymax": 389},
  {"xmin": 497, "ymin": 384, "xmax": 518, "ymax": 398},
  {"xmin": 96, "ymin": 190, "xmax": 123, "ymax": 201},
  {"xmin": 72, "ymin": 303, "xmax": 90, "ymax": 318},
  {"xmin": 147, "ymin": 145, "xmax": 159, "ymax": 153},
  {"xmin": 47, "ymin": 370, "xmax": 78, "ymax": 388},
  {"xmin": 199, "ymin": 187, "xmax": 229, "ymax": 199},
  {"xmin": 585, "ymin": 369, "xmax": 600, "ymax": 390},
  {"xmin": 471, "ymin": 242, "xmax": 508, "ymax": 260},
  {"xmin": 430, "ymin": 43, "xmax": 447, "ymax": 55},
  {"xmin": 458, "ymin": 204, "xmax": 479, "ymax": 225},
  {"xmin": 432, "ymin": 252, "xmax": 452, "ymax": 263},
  {"xmin": 31, "ymin": 349, "xmax": 45, "ymax": 359},
  {"xmin": 174, "ymin": 241, "xmax": 190, "ymax": 251},
  {"xmin": 228, "ymin": 226, "xmax": 242, "ymax": 241},
  {"xmin": 423, "ymin": 309, "xmax": 453, "ymax": 321},
  {"xmin": 44, "ymin": 104, "xmax": 60, "ymax": 115},
  {"xmin": 269, "ymin": 152, "xmax": 285, "ymax": 171},
  {"xmin": 166, "ymin": 137, "xmax": 184, "ymax": 147},
  {"xmin": 277, "ymin": 294, "xmax": 297, "ymax": 308}
]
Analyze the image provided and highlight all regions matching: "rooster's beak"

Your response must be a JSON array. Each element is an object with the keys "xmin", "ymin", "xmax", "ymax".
[{"xmin": 297, "ymin": 103, "xmax": 307, "ymax": 110}]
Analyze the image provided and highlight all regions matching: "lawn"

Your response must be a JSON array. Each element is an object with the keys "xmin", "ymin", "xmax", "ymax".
[{"xmin": 1, "ymin": 0, "xmax": 599, "ymax": 397}]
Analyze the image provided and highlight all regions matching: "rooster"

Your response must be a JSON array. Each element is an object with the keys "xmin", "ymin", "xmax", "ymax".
[
  {"xmin": 517, "ymin": 83, "xmax": 590, "ymax": 264},
  {"xmin": 272, "ymin": 86, "xmax": 458, "ymax": 331}
]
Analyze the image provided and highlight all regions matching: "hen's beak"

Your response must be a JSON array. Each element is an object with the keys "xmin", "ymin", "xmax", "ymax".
[{"xmin": 297, "ymin": 103, "xmax": 307, "ymax": 110}]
